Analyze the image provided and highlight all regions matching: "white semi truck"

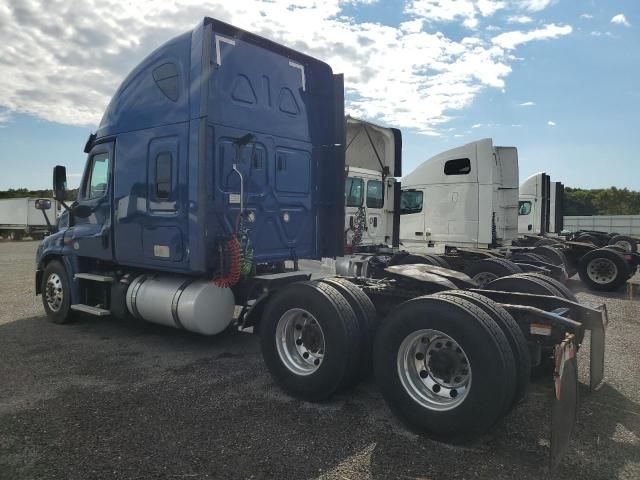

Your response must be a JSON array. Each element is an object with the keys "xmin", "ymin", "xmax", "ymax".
[
  {"xmin": 516, "ymin": 172, "xmax": 639, "ymax": 290},
  {"xmin": 0, "ymin": 198, "xmax": 59, "ymax": 240}
]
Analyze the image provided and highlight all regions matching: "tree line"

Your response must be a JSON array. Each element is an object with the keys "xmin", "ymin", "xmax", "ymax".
[
  {"xmin": 0, "ymin": 188, "xmax": 78, "ymax": 201},
  {"xmin": 565, "ymin": 187, "xmax": 640, "ymax": 216},
  {"xmin": 1, "ymin": 186, "xmax": 638, "ymax": 216}
]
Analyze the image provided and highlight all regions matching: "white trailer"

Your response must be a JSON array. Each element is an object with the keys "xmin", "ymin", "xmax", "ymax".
[{"xmin": 0, "ymin": 198, "xmax": 59, "ymax": 240}]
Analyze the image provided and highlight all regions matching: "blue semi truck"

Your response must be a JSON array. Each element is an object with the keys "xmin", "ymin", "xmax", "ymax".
[{"xmin": 34, "ymin": 17, "xmax": 608, "ymax": 466}]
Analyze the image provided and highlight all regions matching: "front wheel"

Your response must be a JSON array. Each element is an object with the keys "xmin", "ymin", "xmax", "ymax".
[{"xmin": 41, "ymin": 260, "xmax": 76, "ymax": 324}]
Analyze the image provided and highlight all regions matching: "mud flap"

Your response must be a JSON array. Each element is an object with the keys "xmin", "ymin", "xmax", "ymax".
[
  {"xmin": 588, "ymin": 304, "xmax": 607, "ymax": 391},
  {"xmin": 550, "ymin": 334, "xmax": 578, "ymax": 470}
]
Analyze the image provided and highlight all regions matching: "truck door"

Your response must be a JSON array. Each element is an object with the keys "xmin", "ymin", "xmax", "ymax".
[
  {"xmin": 399, "ymin": 188, "xmax": 426, "ymax": 245},
  {"xmin": 72, "ymin": 142, "xmax": 114, "ymax": 261},
  {"xmin": 364, "ymin": 178, "xmax": 386, "ymax": 244},
  {"xmin": 344, "ymin": 176, "xmax": 365, "ymax": 246}
]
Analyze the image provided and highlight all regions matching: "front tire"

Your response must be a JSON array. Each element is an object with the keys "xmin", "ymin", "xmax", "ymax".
[{"xmin": 41, "ymin": 260, "xmax": 76, "ymax": 324}]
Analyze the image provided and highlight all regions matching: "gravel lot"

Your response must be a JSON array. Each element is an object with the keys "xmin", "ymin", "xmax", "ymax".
[{"xmin": 1, "ymin": 240, "xmax": 639, "ymax": 480}]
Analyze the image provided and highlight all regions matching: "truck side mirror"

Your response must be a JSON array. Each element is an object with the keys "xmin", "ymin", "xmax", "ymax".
[
  {"xmin": 73, "ymin": 204, "xmax": 93, "ymax": 219},
  {"xmin": 35, "ymin": 199, "xmax": 52, "ymax": 210},
  {"xmin": 53, "ymin": 166, "xmax": 67, "ymax": 201}
]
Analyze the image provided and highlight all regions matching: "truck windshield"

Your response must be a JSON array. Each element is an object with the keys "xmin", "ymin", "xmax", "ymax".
[
  {"xmin": 345, "ymin": 177, "xmax": 364, "ymax": 207},
  {"xmin": 518, "ymin": 201, "xmax": 532, "ymax": 215},
  {"xmin": 400, "ymin": 190, "xmax": 423, "ymax": 214}
]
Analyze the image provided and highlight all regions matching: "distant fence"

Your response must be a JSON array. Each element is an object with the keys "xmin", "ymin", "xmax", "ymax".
[{"xmin": 563, "ymin": 215, "xmax": 640, "ymax": 235}]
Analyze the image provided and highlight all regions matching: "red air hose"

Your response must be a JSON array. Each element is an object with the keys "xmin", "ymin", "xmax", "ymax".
[{"xmin": 213, "ymin": 237, "xmax": 241, "ymax": 288}]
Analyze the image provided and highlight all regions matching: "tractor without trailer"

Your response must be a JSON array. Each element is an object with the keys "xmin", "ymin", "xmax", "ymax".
[
  {"xmin": 35, "ymin": 18, "xmax": 607, "ymax": 467},
  {"xmin": 339, "ymin": 135, "xmax": 568, "ymax": 286},
  {"xmin": 516, "ymin": 172, "xmax": 640, "ymax": 291}
]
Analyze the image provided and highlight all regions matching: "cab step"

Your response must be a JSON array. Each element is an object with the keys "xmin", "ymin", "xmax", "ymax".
[
  {"xmin": 74, "ymin": 273, "xmax": 114, "ymax": 283},
  {"xmin": 70, "ymin": 304, "xmax": 111, "ymax": 316}
]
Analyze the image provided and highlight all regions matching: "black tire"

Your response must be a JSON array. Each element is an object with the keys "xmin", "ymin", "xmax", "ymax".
[
  {"xmin": 511, "ymin": 252, "xmax": 550, "ymax": 264},
  {"xmin": 400, "ymin": 254, "xmax": 441, "ymax": 267},
  {"xmin": 484, "ymin": 273, "xmax": 563, "ymax": 297},
  {"xmin": 533, "ymin": 245, "xmax": 567, "ymax": 267},
  {"xmin": 373, "ymin": 295, "xmax": 516, "ymax": 442},
  {"xmin": 424, "ymin": 254, "xmax": 451, "ymax": 269},
  {"xmin": 434, "ymin": 290, "xmax": 530, "ymax": 408},
  {"xmin": 318, "ymin": 277, "xmax": 377, "ymax": 379},
  {"xmin": 41, "ymin": 260, "xmax": 76, "ymax": 324},
  {"xmin": 578, "ymin": 248, "xmax": 628, "ymax": 291},
  {"xmin": 512, "ymin": 273, "xmax": 577, "ymax": 301},
  {"xmin": 575, "ymin": 234, "xmax": 597, "ymax": 246},
  {"xmin": 534, "ymin": 238, "xmax": 560, "ymax": 247},
  {"xmin": 608, "ymin": 235, "xmax": 638, "ymax": 253},
  {"xmin": 466, "ymin": 258, "xmax": 522, "ymax": 287},
  {"xmin": 260, "ymin": 281, "xmax": 362, "ymax": 401}
]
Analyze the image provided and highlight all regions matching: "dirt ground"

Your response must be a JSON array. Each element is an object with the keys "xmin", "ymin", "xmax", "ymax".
[{"xmin": 1, "ymin": 240, "xmax": 639, "ymax": 479}]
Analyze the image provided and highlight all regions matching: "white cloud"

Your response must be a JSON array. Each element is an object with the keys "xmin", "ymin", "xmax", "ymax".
[
  {"xmin": 547, "ymin": 120, "xmax": 556, "ymax": 126},
  {"xmin": 0, "ymin": 0, "xmax": 576, "ymax": 136},
  {"xmin": 492, "ymin": 23, "xmax": 572, "ymax": 49},
  {"xmin": 521, "ymin": 0, "xmax": 554, "ymax": 12},
  {"xmin": 507, "ymin": 15, "xmax": 533, "ymax": 24},
  {"xmin": 0, "ymin": 109, "xmax": 11, "ymax": 125},
  {"xmin": 511, "ymin": 124, "xmax": 522, "ymax": 127},
  {"xmin": 580, "ymin": 14, "xmax": 593, "ymax": 20},
  {"xmin": 519, "ymin": 101, "xmax": 535, "ymax": 106},
  {"xmin": 611, "ymin": 14, "xmax": 631, "ymax": 27},
  {"xmin": 406, "ymin": 0, "xmax": 506, "ymax": 29},
  {"xmin": 472, "ymin": 123, "xmax": 483, "ymax": 128}
]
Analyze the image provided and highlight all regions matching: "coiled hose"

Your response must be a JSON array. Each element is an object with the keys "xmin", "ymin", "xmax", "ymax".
[{"xmin": 213, "ymin": 237, "xmax": 242, "ymax": 288}]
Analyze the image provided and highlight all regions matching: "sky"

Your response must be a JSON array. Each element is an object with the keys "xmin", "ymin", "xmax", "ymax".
[{"xmin": 0, "ymin": 0, "xmax": 638, "ymax": 190}]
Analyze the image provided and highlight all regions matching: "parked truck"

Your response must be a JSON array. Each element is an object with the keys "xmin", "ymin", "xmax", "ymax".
[
  {"xmin": 35, "ymin": 18, "xmax": 608, "ymax": 467},
  {"xmin": 516, "ymin": 173, "xmax": 640, "ymax": 290},
  {"xmin": 0, "ymin": 197, "xmax": 59, "ymax": 240}
]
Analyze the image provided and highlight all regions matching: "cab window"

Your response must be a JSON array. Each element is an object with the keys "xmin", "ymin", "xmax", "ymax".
[
  {"xmin": 345, "ymin": 177, "xmax": 364, "ymax": 207},
  {"xmin": 444, "ymin": 158, "xmax": 471, "ymax": 175},
  {"xmin": 366, "ymin": 180, "xmax": 384, "ymax": 208},
  {"xmin": 84, "ymin": 153, "xmax": 109, "ymax": 199},
  {"xmin": 400, "ymin": 190, "xmax": 424, "ymax": 214},
  {"xmin": 518, "ymin": 201, "xmax": 532, "ymax": 215}
]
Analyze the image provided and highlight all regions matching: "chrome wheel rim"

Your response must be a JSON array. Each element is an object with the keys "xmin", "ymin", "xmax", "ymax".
[
  {"xmin": 614, "ymin": 240, "xmax": 633, "ymax": 252},
  {"xmin": 472, "ymin": 271, "xmax": 498, "ymax": 287},
  {"xmin": 397, "ymin": 329, "xmax": 471, "ymax": 411},
  {"xmin": 45, "ymin": 273, "xmax": 64, "ymax": 312},
  {"xmin": 276, "ymin": 308, "xmax": 325, "ymax": 376},
  {"xmin": 587, "ymin": 258, "xmax": 618, "ymax": 284}
]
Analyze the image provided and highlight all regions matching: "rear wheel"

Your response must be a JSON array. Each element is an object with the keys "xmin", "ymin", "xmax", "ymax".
[
  {"xmin": 260, "ymin": 281, "xmax": 362, "ymax": 401},
  {"xmin": 533, "ymin": 245, "xmax": 575, "ymax": 277},
  {"xmin": 534, "ymin": 238, "xmax": 561, "ymax": 247},
  {"xmin": 578, "ymin": 249, "xmax": 627, "ymax": 291},
  {"xmin": 513, "ymin": 273, "xmax": 577, "ymax": 302},
  {"xmin": 318, "ymin": 277, "xmax": 377, "ymax": 380},
  {"xmin": 466, "ymin": 258, "xmax": 522, "ymax": 287},
  {"xmin": 434, "ymin": 290, "xmax": 530, "ymax": 408},
  {"xmin": 608, "ymin": 235, "xmax": 638, "ymax": 253},
  {"xmin": 373, "ymin": 295, "xmax": 516, "ymax": 442},
  {"xmin": 41, "ymin": 260, "xmax": 76, "ymax": 324}
]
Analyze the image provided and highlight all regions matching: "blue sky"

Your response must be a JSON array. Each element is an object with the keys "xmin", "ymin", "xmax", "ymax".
[{"xmin": 0, "ymin": 0, "xmax": 638, "ymax": 190}]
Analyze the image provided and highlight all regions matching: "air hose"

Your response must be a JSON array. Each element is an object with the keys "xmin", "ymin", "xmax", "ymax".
[{"xmin": 213, "ymin": 237, "xmax": 242, "ymax": 288}]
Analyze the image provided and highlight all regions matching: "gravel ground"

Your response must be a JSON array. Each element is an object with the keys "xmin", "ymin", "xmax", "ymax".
[{"xmin": 1, "ymin": 241, "xmax": 639, "ymax": 480}]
